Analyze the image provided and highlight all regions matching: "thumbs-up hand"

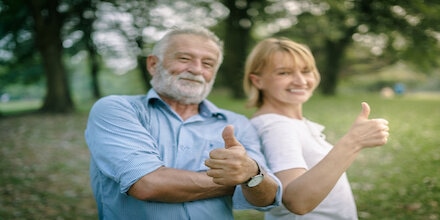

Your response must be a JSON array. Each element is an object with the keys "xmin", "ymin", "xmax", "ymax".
[
  {"xmin": 205, "ymin": 125, "xmax": 258, "ymax": 186},
  {"xmin": 355, "ymin": 102, "xmax": 371, "ymax": 123},
  {"xmin": 342, "ymin": 102, "xmax": 389, "ymax": 149},
  {"xmin": 222, "ymin": 125, "xmax": 242, "ymax": 150}
]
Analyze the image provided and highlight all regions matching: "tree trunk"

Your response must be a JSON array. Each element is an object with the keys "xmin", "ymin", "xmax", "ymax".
[
  {"xmin": 137, "ymin": 55, "xmax": 151, "ymax": 92},
  {"xmin": 320, "ymin": 39, "xmax": 344, "ymax": 95},
  {"xmin": 89, "ymin": 42, "xmax": 101, "ymax": 99},
  {"xmin": 221, "ymin": 0, "xmax": 253, "ymax": 99},
  {"xmin": 320, "ymin": 29, "xmax": 355, "ymax": 95},
  {"xmin": 135, "ymin": 37, "xmax": 150, "ymax": 92},
  {"xmin": 26, "ymin": 0, "xmax": 74, "ymax": 113},
  {"xmin": 83, "ymin": 0, "xmax": 101, "ymax": 99}
]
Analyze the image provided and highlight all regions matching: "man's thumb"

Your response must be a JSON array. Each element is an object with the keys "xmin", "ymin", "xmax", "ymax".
[
  {"xmin": 222, "ymin": 125, "xmax": 241, "ymax": 149},
  {"xmin": 356, "ymin": 102, "xmax": 371, "ymax": 122}
]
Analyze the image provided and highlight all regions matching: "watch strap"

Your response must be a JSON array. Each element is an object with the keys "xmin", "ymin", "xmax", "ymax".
[{"xmin": 243, "ymin": 160, "xmax": 264, "ymax": 187}]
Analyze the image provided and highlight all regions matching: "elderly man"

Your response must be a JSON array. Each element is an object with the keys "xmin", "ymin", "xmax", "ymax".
[{"xmin": 85, "ymin": 26, "xmax": 281, "ymax": 220}]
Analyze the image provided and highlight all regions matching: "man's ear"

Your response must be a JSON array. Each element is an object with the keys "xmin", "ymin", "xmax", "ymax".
[
  {"xmin": 249, "ymin": 74, "xmax": 262, "ymax": 89},
  {"xmin": 146, "ymin": 55, "xmax": 159, "ymax": 76}
]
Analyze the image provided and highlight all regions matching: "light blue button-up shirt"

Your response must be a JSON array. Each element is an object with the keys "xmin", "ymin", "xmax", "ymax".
[{"xmin": 85, "ymin": 89, "xmax": 281, "ymax": 220}]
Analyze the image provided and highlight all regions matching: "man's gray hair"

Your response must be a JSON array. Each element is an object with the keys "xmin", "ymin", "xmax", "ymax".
[{"xmin": 151, "ymin": 25, "xmax": 224, "ymax": 69}]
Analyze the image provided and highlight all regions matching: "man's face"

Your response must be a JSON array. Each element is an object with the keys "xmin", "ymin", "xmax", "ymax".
[
  {"xmin": 150, "ymin": 34, "xmax": 220, "ymax": 104},
  {"xmin": 151, "ymin": 62, "xmax": 215, "ymax": 104}
]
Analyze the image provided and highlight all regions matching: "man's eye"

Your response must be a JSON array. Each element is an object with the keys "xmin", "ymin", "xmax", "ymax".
[{"xmin": 203, "ymin": 62, "xmax": 214, "ymax": 68}]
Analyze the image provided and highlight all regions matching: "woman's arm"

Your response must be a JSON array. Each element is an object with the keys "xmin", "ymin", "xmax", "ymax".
[{"xmin": 280, "ymin": 102, "xmax": 389, "ymax": 214}]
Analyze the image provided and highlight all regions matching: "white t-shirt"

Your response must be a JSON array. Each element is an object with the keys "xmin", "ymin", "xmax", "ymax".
[{"xmin": 251, "ymin": 114, "xmax": 358, "ymax": 220}]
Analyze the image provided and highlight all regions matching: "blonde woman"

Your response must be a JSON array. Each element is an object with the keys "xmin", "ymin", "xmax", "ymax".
[{"xmin": 244, "ymin": 38, "xmax": 389, "ymax": 220}]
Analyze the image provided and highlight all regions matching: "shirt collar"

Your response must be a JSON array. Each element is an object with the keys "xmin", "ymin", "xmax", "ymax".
[{"xmin": 146, "ymin": 89, "xmax": 227, "ymax": 120}]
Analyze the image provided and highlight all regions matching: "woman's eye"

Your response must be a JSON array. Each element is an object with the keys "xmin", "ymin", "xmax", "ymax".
[{"xmin": 301, "ymin": 69, "xmax": 312, "ymax": 74}]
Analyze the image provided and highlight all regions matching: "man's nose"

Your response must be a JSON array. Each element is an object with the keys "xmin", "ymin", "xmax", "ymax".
[{"xmin": 187, "ymin": 60, "xmax": 204, "ymax": 75}]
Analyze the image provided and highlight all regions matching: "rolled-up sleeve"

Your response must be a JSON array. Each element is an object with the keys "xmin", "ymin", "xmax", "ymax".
[{"xmin": 85, "ymin": 96, "xmax": 164, "ymax": 193}]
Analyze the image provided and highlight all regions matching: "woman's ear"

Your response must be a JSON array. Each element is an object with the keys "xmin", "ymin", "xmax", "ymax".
[
  {"xmin": 249, "ymin": 74, "xmax": 262, "ymax": 89},
  {"xmin": 146, "ymin": 55, "xmax": 159, "ymax": 76}
]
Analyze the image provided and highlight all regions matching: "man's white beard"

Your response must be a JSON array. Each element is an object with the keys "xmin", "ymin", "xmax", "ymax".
[{"xmin": 150, "ymin": 64, "xmax": 215, "ymax": 104}]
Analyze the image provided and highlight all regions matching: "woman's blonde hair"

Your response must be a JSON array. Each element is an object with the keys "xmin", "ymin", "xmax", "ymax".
[{"xmin": 243, "ymin": 37, "xmax": 321, "ymax": 108}]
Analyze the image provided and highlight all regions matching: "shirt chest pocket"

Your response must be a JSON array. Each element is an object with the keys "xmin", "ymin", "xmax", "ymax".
[{"xmin": 174, "ymin": 139, "xmax": 224, "ymax": 172}]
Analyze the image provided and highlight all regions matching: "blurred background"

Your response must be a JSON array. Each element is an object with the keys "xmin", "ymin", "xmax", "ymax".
[
  {"xmin": 0, "ymin": 0, "xmax": 439, "ymax": 111},
  {"xmin": 0, "ymin": 0, "xmax": 439, "ymax": 219}
]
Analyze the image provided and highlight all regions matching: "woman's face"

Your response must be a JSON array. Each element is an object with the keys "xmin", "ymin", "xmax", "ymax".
[{"xmin": 251, "ymin": 51, "xmax": 317, "ymax": 107}]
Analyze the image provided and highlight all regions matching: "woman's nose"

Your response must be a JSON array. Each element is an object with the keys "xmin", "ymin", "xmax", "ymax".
[{"xmin": 292, "ymin": 72, "xmax": 307, "ymax": 85}]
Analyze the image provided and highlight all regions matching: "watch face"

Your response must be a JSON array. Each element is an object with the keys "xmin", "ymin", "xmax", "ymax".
[{"xmin": 247, "ymin": 174, "xmax": 264, "ymax": 187}]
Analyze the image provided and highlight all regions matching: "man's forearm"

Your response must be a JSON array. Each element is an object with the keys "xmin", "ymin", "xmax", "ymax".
[
  {"xmin": 128, "ymin": 167, "xmax": 235, "ymax": 202},
  {"xmin": 241, "ymin": 174, "xmax": 278, "ymax": 207}
]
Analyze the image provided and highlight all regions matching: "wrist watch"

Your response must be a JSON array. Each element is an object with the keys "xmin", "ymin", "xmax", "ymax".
[{"xmin": 243, "ymin": 161, "xmax": 264, "ymax": 187}]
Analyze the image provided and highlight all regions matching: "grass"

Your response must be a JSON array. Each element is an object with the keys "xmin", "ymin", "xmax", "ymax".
[
  {"xmin": 1, "ymin": 90, "xmax": 439, "ymax": 220},
  {"xmin": 0, "ymin": 100, "xmax": 41, "ymax": 115}
]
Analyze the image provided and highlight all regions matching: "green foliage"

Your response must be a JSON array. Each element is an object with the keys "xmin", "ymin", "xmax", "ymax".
[
  {"xmin": 269, "ymin": 0, "xmax": 440, "ymax": 94},
  {"xmin": 0, "ymin": 0, "xmax": 44, "ymax": 88},
  {"xmin": 1, "ymin": 91, "xmax": 439, "ymax": 219},
  {"xmin": 2, "ymin": 0, "xmax": 440, "ymax": 108}
]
